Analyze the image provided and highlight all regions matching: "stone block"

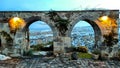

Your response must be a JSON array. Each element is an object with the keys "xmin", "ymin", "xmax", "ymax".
[
  {"xmin": 54, "ymin": 42, "xmax": 64, "ymax": 53},
  {"xmin": 53, "ymin": 37, "xmax": 71, "ymax": 54},
  {"xmin": 10, "ymin": 53, "xmax": 21, "ymax": 57}
]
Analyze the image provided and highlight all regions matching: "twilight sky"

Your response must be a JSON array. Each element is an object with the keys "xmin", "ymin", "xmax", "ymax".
[
  {"xmin": 0, "ymin": 0, "xmax": 119, "ymax": 11},
  {"xmin": 0, "ymin": 0, "xmax": 119, "ymax": 30}
]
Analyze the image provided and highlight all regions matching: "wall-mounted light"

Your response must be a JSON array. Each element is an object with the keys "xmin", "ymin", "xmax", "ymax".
[
  {"xmin": 9, "ymin": 17, "xmax": 26, "ymax": 34},
  {"xmin": 98, "ymin": 16, "xmax": 112, "ymax": 26},
  {"xmin": 99, "ymin": 16, "xmax": 109, "ymax": 22}
]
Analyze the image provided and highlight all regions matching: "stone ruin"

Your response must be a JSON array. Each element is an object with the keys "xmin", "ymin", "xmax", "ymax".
[{"xmin": 0, "ymin": 10, "xmax": 119, "ymax": 57}]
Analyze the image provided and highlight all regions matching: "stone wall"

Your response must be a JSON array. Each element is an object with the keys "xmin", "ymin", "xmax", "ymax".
[{"xmin": 0, "ymin": 10, "xmax": 119, "ymax": 55}]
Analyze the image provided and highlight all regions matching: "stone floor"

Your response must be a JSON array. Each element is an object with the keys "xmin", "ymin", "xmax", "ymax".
[{"xmin": 0, "ymin": 57, "xmax": 120, "ymax": 68}]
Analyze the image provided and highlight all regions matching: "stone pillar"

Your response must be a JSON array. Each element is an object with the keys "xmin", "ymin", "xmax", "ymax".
[
  {"xmin": 94, "ymin": 35, "xmax": 102, "ymax": 48},
  {"xmin": 1, "ymin": 36, "xmax": 6, "ymax": 48},
  {"xmin": 53, "ymin": 36, "xmax": 71, "ymax": 54},
  {"xmin": 26, "ymin": 29, "xmax": 30, "ymax": 50}
]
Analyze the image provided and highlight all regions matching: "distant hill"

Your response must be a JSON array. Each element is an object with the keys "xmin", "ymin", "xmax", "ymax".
[
  {"xmin": 30, "ymin": 26, "xmax": 94, "ymax": 32},
  {"xmin": 30, "ymin": 27, "xmax": 51, "ymax": 32},
  {"xmin": 72, "ymin": 26, "xmax": 94, "ymax": 32}
]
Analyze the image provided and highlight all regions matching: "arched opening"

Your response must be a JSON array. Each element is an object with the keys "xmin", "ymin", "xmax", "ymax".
[
  {"xmin": 69, "ymin": 19, "xmax": 102, "ymax": 48},
  {"xmin": 23, "ymin": 20, "xmax": 54, "ymax": 56},
  {"xmin": 29, "ymin": 21, "xmax": 53, "ymax": 51},
  {"xmin": 71, "ymin": 21, "xmax": 95, "ymax": 52},
  {"xmin": 29, "ymin": 21, "xmax": 53, "ymax": 46}
]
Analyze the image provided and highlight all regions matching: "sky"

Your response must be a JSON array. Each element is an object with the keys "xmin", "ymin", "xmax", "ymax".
[
  {"xmin": 0, "ymin": 0, "xmax": 120, "ymax": 11},
  {"xmin": 29, "ymin": 21, "xmax": 90, "ymax": 31},
  {"xmin": 29, "ymin": 21, "xmax": 52, "ymax": 31},
  {"xmin": 0, "ymin": 0, "xmax": 119, "ymax": 29}
]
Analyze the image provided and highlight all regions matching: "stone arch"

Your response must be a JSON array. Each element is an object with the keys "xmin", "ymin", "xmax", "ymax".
[
  {"xmin": 68, "ymin": 18, "xmax": 102, "ymax": 48},
  {"xmin": 23, "ymin": 16, "xmax": 56, "ymax": 36},
  {"xmin": 21, "ymin": 16, "xmax": 56, "ymax": 50}
]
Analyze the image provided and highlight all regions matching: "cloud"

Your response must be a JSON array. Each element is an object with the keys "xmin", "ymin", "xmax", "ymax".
[
  {"xmin": 98, "ymin": 0, "xmax": 120, "ymax": 9},
  {"xmin": 29, "ymin": 21, "xmax": 50, "ymax": 29},
  {"xmin": 74, "ymin": 21, "xmax": 91, "ymax": 27}
]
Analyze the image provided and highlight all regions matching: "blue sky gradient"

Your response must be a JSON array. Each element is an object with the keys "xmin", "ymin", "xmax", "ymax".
[
  {"xmin": 0, "ymin": 0, "xmax": 119, "ymax": 11},
  {"xmin": 29, "ymin": 21, "xmax": 92, "ymax": 31},
  {"xmin": 0, "ymin": 0, "xmax": 119, "ymax": 29}
]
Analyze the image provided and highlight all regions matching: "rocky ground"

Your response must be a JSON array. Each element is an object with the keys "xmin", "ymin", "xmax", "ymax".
[{"xmin": 0, "ymin": 56, "xmax": 120, "ymax": 68}]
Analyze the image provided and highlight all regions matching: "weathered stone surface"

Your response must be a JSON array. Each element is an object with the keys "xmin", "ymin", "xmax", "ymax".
[
  {"xmin": 10, "ymin": 54, "xmax": 21, "ymax": 57},
  {"xmin": 1, "ymin": 48, "xmax": 8, "ymax": 55},
  {"xmin": 54, "ymin": 37, "xmax": 71, "ymax": 53},
  {"xmin": 0, "ymin": 10, "xmax": 119, "ymax": 55}
]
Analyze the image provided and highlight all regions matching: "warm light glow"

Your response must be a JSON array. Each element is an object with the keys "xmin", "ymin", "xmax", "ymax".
[
  {"xmin": 98, "ymin": 16, "xmax": 117, "ymax": 35},
  {"xmin": 13, "ymin": 17, "xmax": 20, "ymax": 22},
  {"xmin": 9, "ymin": 17, "xmax": 26, "ymax": 31},
  {"xmin": 99, "ymin": 16, "xmax": 111, "ymax": 26},
  {"xmin": 99, "ymin": 16, "xmax": 108, "ymax": 21}
]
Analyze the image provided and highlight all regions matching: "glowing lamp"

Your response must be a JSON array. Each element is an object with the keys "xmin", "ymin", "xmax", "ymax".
[
  {"xmin": 9, "ymin": 17, "xmax": 26, "ymax": 34},
  {"xmin": 99, "ymin": 16, "xmax": 108, "ymax": 22}
]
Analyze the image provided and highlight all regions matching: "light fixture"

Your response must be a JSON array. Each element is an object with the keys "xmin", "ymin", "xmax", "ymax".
[
  {"xmin": 99, "ymin": 16, "xmax": 109, "ymax": 22},
  {"xmin": 9, "ymin": 17, "xmax": 26, "ymax": 34}
]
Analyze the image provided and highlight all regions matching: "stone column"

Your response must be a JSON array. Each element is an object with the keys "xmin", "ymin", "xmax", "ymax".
[
  {"xmin": 53, "ymin": 36, "xmax": 71, "ymax": 54},
  {"xmin": 94, "ymin": 35, "xmax": 102, "ymax": 48},
  {"xmin": 26, "ymin": 29, "xmax": 30, "ymax": 50}
]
